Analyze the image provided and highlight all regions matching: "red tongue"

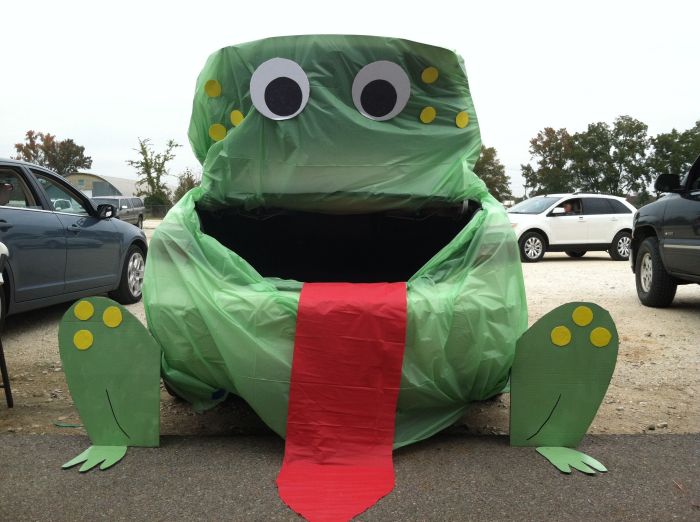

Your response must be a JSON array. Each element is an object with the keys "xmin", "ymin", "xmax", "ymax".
[{"xmin": 277, "ymin": 282, "xmax": 407, "ymax": 522}]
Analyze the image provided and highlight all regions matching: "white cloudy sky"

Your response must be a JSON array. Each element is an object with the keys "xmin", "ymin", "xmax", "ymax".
[{"xmin": 1, "ymin": 0, "xmax": 697, "ymax": 196}]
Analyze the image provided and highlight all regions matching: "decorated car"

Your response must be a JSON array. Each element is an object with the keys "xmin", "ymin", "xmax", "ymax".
[{"xmin": 58, "ymin": 36, "xmax": 618, "ymax": 522}]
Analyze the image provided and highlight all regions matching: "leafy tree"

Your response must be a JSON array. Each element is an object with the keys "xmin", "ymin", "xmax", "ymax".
[
  {"xmin": 571, "ymin": 116, "xmax": 651, "ymax": 196},
  {"xmin": 520, "ymin": 127, "xmax": 574, "ymax": 195},
  {"xmin": 570, "ymin": 122, "xmax": 616, "ymax": 194},
  {"xmin": 648, "ymin": 120, "xmax": 700, "ymax": 179},
  {"xmin": 126, "ymin": 138, "xmax": 180, "ymax": 206},
  {"xmin": 13, "ymin": 130, "xmax": 92, "ymax": 176},
  {"xmin": 610, "ymin": 115, "xmax": 651, "ymax": 194},
  {"xmin": 473, "ymin": 145, "xmax": 512, "ymax": 201},
  {"xmin": 173, "ymin": 168, "xmax": 201, "ymax": 203}
]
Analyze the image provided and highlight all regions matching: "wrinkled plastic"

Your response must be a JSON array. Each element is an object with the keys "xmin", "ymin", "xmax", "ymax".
[
  {"xmin": 143, "ymin": 35, "xmax": 527, "ymax": 448},
  {"xmin": 188, "ymin": 35, "xmax": 483, "ymax": 213}
]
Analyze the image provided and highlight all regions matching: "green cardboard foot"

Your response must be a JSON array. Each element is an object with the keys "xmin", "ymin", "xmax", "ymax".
[
  {"xmin": 62, "ymin": 445, "xmax": 128, "ymax": 472},
  {"xmin": 510, "ymin": 302, "xmax": 618, "ymax": 449},
  {"xmin": 58, "ymin": 297, "xmax": 161, "ymax": 471},
  {"xmin": 536, "ymin": 447, "xmax": 607, "ymax": 475}
]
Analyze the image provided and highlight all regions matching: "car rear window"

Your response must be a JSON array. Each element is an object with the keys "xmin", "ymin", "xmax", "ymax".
[
  {"xmin": 583, "ymin": 198, "xmax": 614, "ymax": 215},
  {"xmin": 608, "ymin": 199, "xmax": 632, "ymax": 214},
  {"xmin": 0, "ymin": 167, "xmax": 38, "ymax": 208}
]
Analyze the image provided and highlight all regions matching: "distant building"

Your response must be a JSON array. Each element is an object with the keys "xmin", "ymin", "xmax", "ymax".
[{"xmin": 65, "ymin": 172, "xmax": 138, "ymax": 198}]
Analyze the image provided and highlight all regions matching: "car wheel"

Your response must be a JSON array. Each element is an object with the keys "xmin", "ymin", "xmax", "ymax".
[
  {"xmin": 565, "ymin": 251, "xmax": 586, "ymax": 258},
  {"xmin": 609, "ymin": 230, "xmax": 632, "ymax": 261},
  {"xmin": 137, "ymin": 215, "xmax": 143, "ymax": 229},
  {"xmin": 519, "ymin": 231, "xmax": 546, "ymax": 262},
  {"xmin": 109, "ymin": 244, "xmax": 146, "ymax": 304},
  {"xmin": 635, "ymin": 237, "xmax": 676, "ymax": 307}
]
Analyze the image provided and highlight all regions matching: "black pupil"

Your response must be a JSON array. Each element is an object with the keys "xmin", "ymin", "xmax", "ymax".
[
  {"xmin": 264, "ymin": 77, "xmax": 302, "ymax": 117},
  {"xmin": 360, "ymin": 79, "xmax": 397, "ymax": 118}
]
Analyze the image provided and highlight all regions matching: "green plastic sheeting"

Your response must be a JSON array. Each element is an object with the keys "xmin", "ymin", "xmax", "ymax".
[
  {"xmin": 143, "ymin": 35, "xmax": 527, "ymax": 448},
  {"xmin": 189, "ymin": 35, "xmax": 482, "ymax": 213}
]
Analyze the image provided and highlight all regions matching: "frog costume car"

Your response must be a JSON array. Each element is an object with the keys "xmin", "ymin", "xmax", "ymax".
[
  {"xmin": 58, "ymin": 36, "xmax": 617, "ymax": 479},
  {"xmin": 149, "ymin": 35, "xmax": 527, "ymax": 447}
]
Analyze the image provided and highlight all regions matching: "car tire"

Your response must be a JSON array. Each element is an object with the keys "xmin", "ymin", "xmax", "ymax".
[
  {"xmin": 635, "ymin": 237, "xmax": 677, "ymax": 307},
  {"xmin": 609, "ymin": 230, "xmax": 632, "ymax": 261},
  {"xmin": 109, "ymin": 244, "xmax": 146, "ymax": 305},
  {"xmin": 137, "ymin": 215, "xmax": 143, "ymax": 229},
  {"xmin": 519, "ymin": 231, "xmax": 546, "ymax": 262},
  {"xmin": 565, "ymin": 250, "xmax": 586, "ymax": 258}
]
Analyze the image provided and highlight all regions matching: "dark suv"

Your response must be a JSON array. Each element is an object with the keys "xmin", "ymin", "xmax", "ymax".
[{"xmin": 631, "ymin": 155, "xmax": 700, "ymax": 307}]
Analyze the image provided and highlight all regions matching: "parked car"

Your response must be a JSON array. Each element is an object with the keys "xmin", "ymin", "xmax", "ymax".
[
  {"xmin": 508, "ymin": 193, "xmax": 636, "ymax": 262},
  {"xmin": 91, "ymin": 196, "xmax": 145, "ymax": 228},
  {"xmin": 631, "ymin": 155, "xmax": 700, "ymax": 307},
  {"xmin": 0, "ymin": 158, "xmax": 148, "ymax": 320}
]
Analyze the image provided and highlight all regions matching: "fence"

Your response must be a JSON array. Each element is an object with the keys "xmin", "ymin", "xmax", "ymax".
[{"xmin": 145, "ymin": 205, "xmax": 171, "ymax": 219}]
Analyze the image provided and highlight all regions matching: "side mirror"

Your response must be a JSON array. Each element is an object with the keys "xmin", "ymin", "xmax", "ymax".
[
  {"xmin": 551, "ymin": 207, "xmax": 565, "ymax": 215},
  {"xmin": 654, "ymin": 174, "xmax": 682, "ymax": 193},
  {"xmin": 97, "ymin": 204, "xmax": 116, "ymax": 219}
]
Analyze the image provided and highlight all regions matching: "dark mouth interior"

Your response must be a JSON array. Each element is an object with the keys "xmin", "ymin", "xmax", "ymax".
[{"xmin": 197, "ymin": 201, "xmax": 481, "ymax": 283}]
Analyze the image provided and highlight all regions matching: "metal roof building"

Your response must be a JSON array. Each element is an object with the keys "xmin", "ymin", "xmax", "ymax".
[{"xmin": 65, "ymin": 172, "xmax": 138, "ymax": 198}]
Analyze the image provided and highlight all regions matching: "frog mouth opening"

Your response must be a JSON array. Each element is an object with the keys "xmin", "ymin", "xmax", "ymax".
[{"xmin": 196, "ymin": 201, "xmax": 481, "ymax": 283}]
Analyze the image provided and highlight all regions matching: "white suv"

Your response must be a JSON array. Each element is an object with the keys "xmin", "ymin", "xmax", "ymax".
[{"xmin": 507, "ymin": 193, "xmax": 636, "ymax": 263}]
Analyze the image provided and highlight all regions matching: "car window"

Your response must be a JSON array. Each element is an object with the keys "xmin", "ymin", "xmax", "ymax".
[
  {"xmin": 131, "ymin": 198, "xmax": 143, "ymax": 208},
  {"xmin": 608, "ymin": 199, "xmax": 632, "ymax": 214},
  {"xmin": 120, "ymin": 198, "xmax": 132, "ymax": 209},
  {"xmin": 553, "ymin": 198, "xmax": 582, "ymax": 215},
  {"xmin": 31, "ymin": 170, "xmax": 90, "ymax": 216},
  {"xmin": 0, "ymin": 167, "xmax": 38, "ymax": 209},
  {"xmin": 582, "ymin": 197, "xmax": 614, "ymax": 215}
]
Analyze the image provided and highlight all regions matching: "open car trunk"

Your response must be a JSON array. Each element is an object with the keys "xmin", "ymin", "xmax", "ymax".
[{"xmin": 196, "ymin": 201, "xmax": 482, "ymax": 283}]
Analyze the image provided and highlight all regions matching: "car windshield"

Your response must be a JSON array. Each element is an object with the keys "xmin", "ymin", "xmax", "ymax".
[
  {"xmin": 508, "ymin": 197, "xmax": 560, "ymax": 214},
  {"xmin": 92, "ymin": 198, "xmax": 118, "ymax": 206}
]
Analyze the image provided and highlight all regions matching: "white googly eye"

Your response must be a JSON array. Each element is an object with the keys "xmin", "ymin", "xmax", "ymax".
[
  {"xmin": 250, "ymin": 58, "xmax": 310, "ymax": 120},
  {"xmin": 352, "ymin": 61, "xmax": 411, "ymax": 121}
]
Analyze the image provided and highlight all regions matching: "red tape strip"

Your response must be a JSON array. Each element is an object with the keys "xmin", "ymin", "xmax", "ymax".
[{"xmin": 277, "ymin": 282, "xmax": 407, "ymax": 522}]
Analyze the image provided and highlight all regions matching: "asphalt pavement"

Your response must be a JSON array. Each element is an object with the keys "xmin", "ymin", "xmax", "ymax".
[{"xmin": 1, "ymin": 433, "xmax": 698, "ymax": 521}]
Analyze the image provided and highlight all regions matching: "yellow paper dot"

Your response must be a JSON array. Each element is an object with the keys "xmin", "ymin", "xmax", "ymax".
[
  {"xmin": 551, "ymin": 326, "xmax": 571, "ymax": 347},
  {"xmin": 572, "ymin": 306, "xmax": 593, "ymax": 326},
  {"xmin": 74, "ymin": 330, "xmax": 93, "ymax": 350},
  {"xmin": 74, "ymin": 301, "xmax": 94, "ymax": 321},
  {"xmin": 208, "ymin": 124, "xmax": 227, "ymax": 142},
  {"xmin": 455, "ymin": 111, "xmax": 469, "ymax": 129},
  {"xmin": 420, "ymin": 106, "xmax": 437, "ymax": 124},
  {"xmin": 421, "ymin": 66, "xmax": 439, "ymax": 84},
  {"xmin": 230, "ymin": 110, "xmax": 245, "ymax": 127},
  {"xmin": 204, "ymin": 80, "xmax": 221, "ymax": 97},
  {"xmin": 590, "ymin": 327, "xmax": 612, "ymax": 348},
  {"xmin": 103, "ymin": 306, "xmax": 123, "ymax": 328}
]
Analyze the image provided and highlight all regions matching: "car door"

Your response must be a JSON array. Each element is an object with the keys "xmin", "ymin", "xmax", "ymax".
[
  {"xmin": 582, "ymin": 197, "xmax": 617, "ymax": 243},
  {"xmin": 546, "ymin": 198, "xmax": 587, "ymax": 244},
  {"xmin": 662, "ymin": 161, "xmax": 700, "ymax": 275},
  {"xmin": 0, "ymin": 165, "xmax": 67, "ymax": 301},
  {"xmin": 31, "ymin": 169, "xmax": 122, "ymax": 293}
]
